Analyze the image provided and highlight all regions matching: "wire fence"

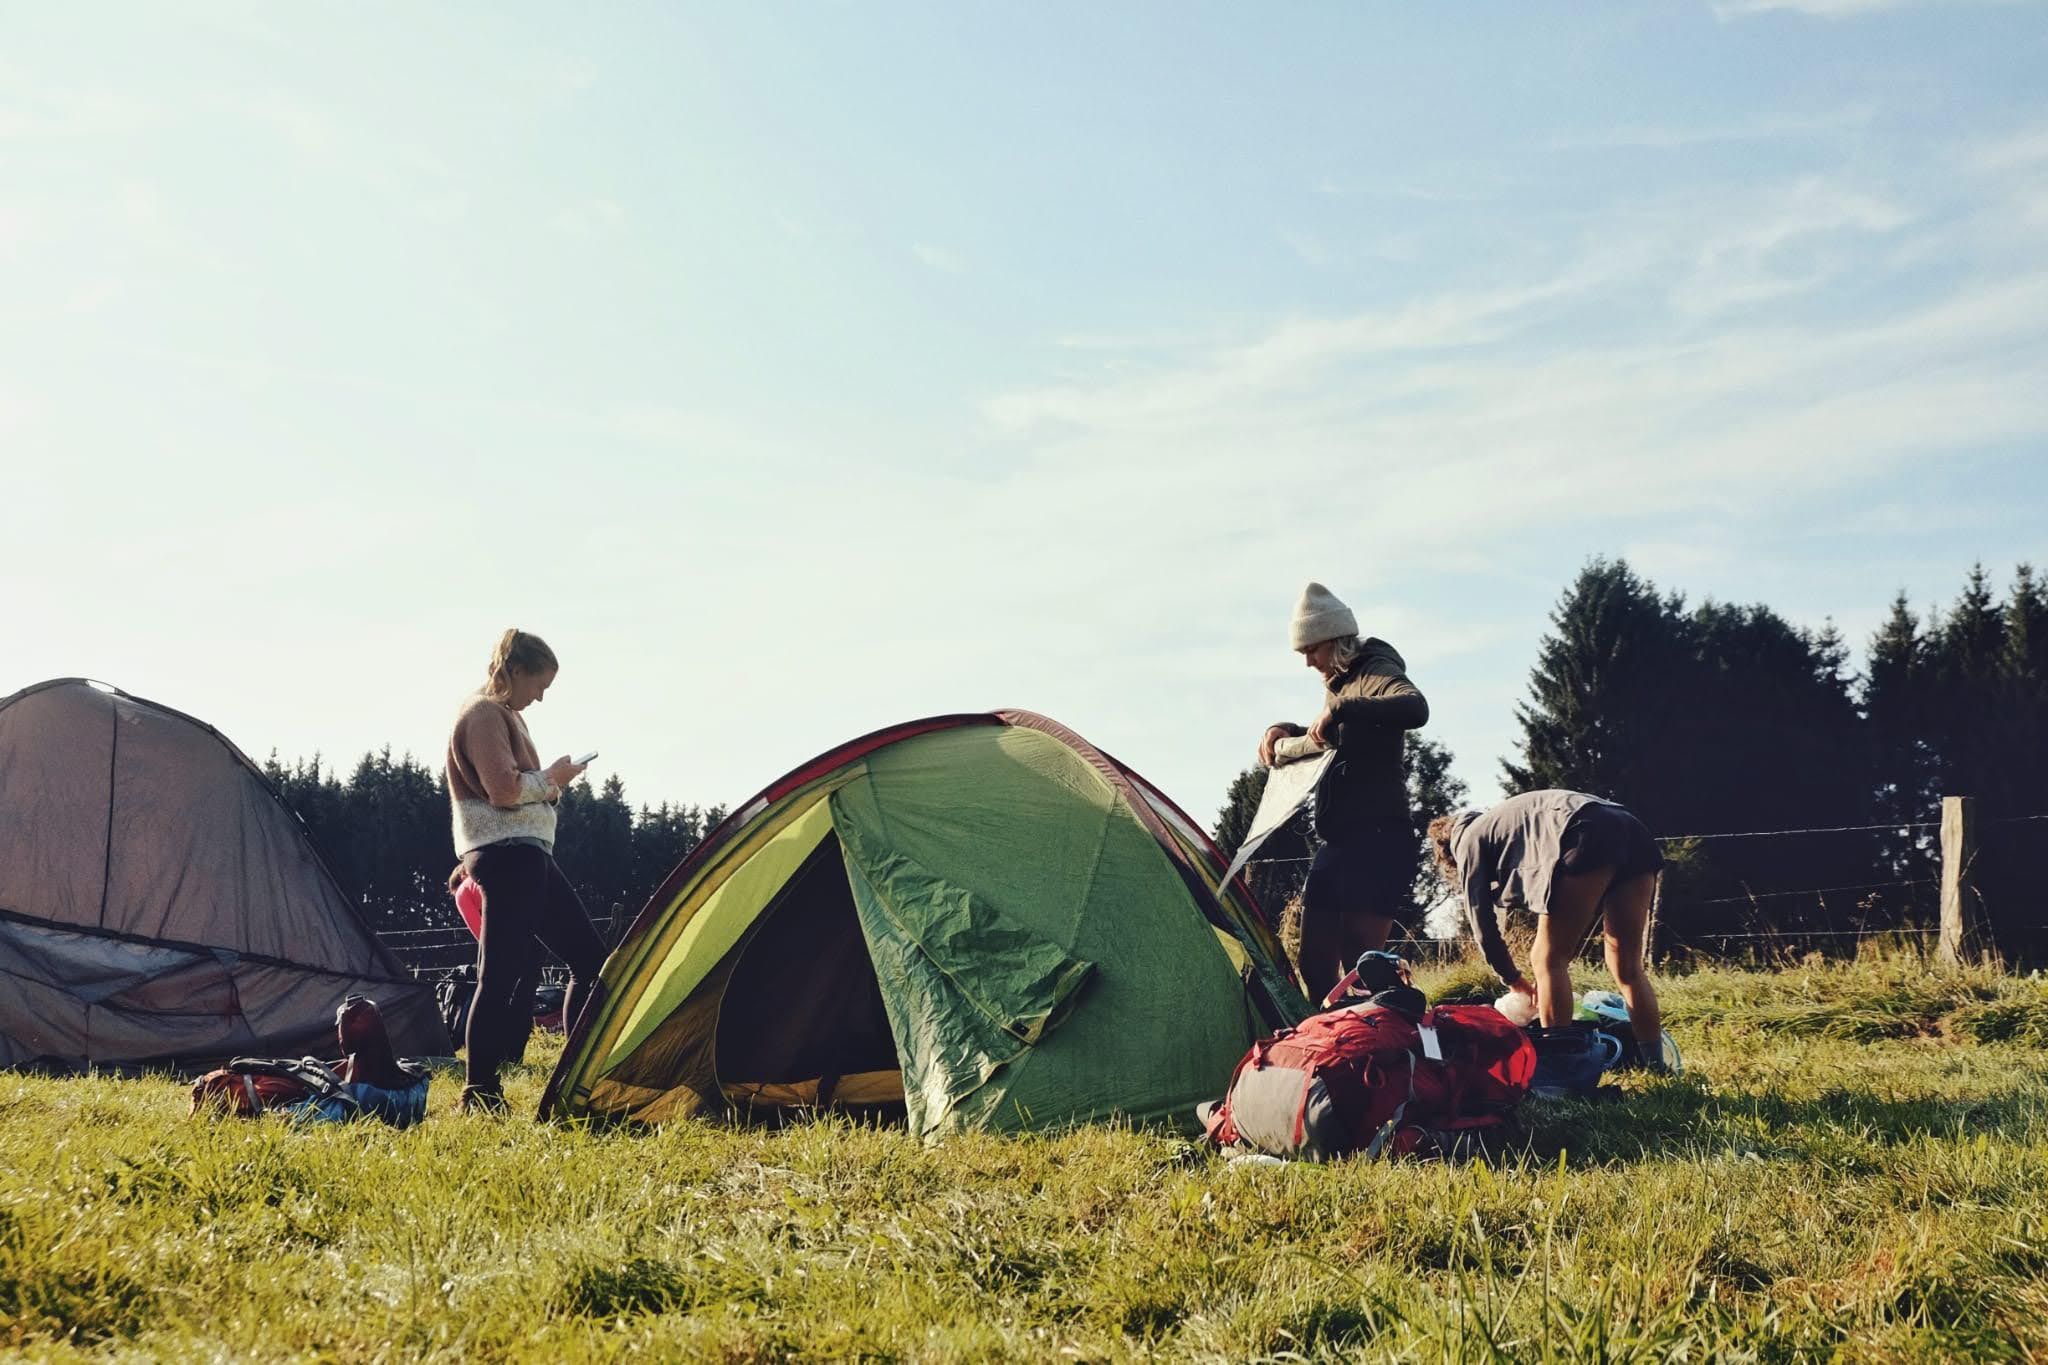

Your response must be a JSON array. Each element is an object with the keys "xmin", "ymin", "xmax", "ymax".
[
  {"xmin": 376, "ymin": 807, "xmax": 2047, "ymax": 976},
  {"xmin": 1235, "ymin": 804, "xmax": 2048, "ymax": 965},
  {"xmin": 382, "ymin": 914, "xmax": 628, "ymax": 983}
]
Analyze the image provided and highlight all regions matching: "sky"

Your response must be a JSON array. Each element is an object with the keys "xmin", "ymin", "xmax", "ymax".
[{"xmin": 4, "ymin": 1, "xmax": 2047, "ymax": 829}]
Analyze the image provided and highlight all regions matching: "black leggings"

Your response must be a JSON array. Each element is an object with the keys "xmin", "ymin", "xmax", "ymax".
[{"xmin": 462, "ymin": 843, "xmax": 606, "ymax": 1092}]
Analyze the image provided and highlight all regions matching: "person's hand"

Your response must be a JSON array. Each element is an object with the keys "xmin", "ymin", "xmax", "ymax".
[
  {"xmin": 1507, "ymin": 977, "xmax": 1537, "ymax": 1004},
  {"xmin": 1307, "ymin": 706, "xmax": 1338, "ymax": 748},
  {"xmin": 545, "ymin": 755, "xmax": 587, "ymax": 789},
  {"xmin": 1257, "ymin": 726, "xmax": 1290, "ymax": 767}
]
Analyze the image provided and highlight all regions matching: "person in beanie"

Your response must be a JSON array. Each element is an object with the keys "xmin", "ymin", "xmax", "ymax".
[
  {"xmin": 1257, "ymin": 582, "xmax": 1430, "ymax": 1000},
  {"xmin": 1426, "ymin": 791, "xmax": 1666, "ymax": 1069}
]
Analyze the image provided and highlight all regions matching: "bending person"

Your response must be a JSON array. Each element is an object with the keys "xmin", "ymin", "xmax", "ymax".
[
  {"xmin": 444, "ymin": 628, "xmax": 605, "ymax": 1113},
  {"xmin": 1257, "ymin": 582, "xmax": 1430, "ymax": 1001},
  {"xmin": 1428, "ymin": 790, "xmax": 1665, "ymax": 1067}
]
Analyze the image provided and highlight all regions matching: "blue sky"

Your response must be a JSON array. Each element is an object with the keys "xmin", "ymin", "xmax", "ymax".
[{"xmin": 5, "ymin": 1, "xmax": 2046, "ymax": 829}]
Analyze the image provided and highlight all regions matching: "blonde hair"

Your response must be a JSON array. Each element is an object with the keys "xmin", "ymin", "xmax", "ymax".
[
  {"xmin": 1329, "ymin": 635, "xmax": 1365, "ymax": 670},
  {"xmin": 1426, "ymin": 813, "xmax": 1464, "ymax": 885},
  {"xmin": 484, "ymin": 629, "xmax": 558, "ymax": 701}
]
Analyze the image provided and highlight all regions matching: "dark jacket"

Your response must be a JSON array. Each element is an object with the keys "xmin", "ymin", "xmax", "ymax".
[{"xmin": 1270, "ymin": 638, "xmax": 1429, "ymax": 840}]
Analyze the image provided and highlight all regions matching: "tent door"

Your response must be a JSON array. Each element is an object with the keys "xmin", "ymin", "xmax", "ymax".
[{"xmin": 713, "ymin": 834, "xmax": 905, "ymax": 1121}]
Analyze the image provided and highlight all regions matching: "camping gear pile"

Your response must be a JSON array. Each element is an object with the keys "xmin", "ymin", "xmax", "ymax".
[
  {"xmin": 190, "ymin": 995, "xmax": 431, "ymax": 1128},
  {"xmin": 1201, "ymin": 952, "xmax": 1537, "ymax": 1162},
  {"xmin": 1576, "ymin": 989, "xmax": 1683, "ymax": 1073},
  {"xmin": 1522, "ymin": 991, "xmax": 1682, "ymax": 1098},
  {"xmin": 0, "ymin": 679, "xmax": 448, "ymax": 1072}
]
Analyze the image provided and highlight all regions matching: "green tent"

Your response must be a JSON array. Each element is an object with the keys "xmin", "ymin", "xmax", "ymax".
[{"xmin": 541, "ymin": 711, "xmax": 1308, "ymax": 1137}]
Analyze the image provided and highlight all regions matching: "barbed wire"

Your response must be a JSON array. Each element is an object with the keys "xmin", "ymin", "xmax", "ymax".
[
  {"xmin": 1236, "ymin": 809, "xmax": 2048, "ymax": 871},
  {"xmin": 1677, "ymin": 926, "xmax": 1941, "ymax": 943},
  {"xmin": 1686, "ymin": 877, "xmax": 1936, "ymax": 906},
  {"xmin": 377, "ymin": 811, "xmax": 2039, "ymax": 964},
  {"xmin": 1658, "ymin": 820, "xmax": 1937, "ymax": 842}
]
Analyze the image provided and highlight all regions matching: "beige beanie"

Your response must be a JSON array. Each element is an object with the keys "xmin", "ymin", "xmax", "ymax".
[{"xmin": 1290, "ymin": 581, "xmax": 1358, "ymax": 650}]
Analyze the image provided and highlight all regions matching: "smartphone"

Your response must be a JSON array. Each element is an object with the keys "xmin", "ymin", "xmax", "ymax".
[{"xmin": 574, "ymin": 750, "xmax": 599, "ymax": 766}]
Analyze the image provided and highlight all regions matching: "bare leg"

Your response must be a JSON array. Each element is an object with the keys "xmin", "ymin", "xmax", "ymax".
[
  {"xmin": 1600, "ymin": 872, "xmax": 1663, "ymax": 1051},
  {"xmin": 1534, "ymin": 867, "xmax": 1612, "ymax": 1028},
  {"xmin": 1341, "ymin": 910, "xmax": 1395, "ymax": 966},
  {"xmin": 1299, "ymin": 910, "xmax": 1394, "ymax": 1003}
]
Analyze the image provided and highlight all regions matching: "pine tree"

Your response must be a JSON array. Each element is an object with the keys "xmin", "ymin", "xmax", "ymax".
[
  {"xmin": 2001, "ymin": 564, "xmax": 2047, "ymax": 684},
  {"xmin": 1401, "ymin": 735, "xmax": 1468, "ymax": 908},
  {"xmin": 1864, "ymin": 592, "xmax": 1935, "ymax": 874},
  {"xmin": 1507, "ymin": 558, "xmax": 1882, "ymax": 943},
  {"xmin": 1936, "ymin": 564, "xmax": 2006, "ymax": 683},
  {"xmin": 1502, "ymin": 558, "xmax": 1685, "ymax": 808}
]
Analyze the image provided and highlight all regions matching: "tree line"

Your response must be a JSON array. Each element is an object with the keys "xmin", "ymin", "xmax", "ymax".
[
  {"xmin": 1214, "ymin": 559, "xmax": 2048, "ymax": 960},
  {"xmin": 264, "ymin": 749, "xmax": 724, "ymax": 935},
  {"xmin": 270, "ymin": 557, "xmax": 2044, "ymax": 960}
]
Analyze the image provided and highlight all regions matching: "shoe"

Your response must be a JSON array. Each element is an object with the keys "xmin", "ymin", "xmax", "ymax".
[{"xmin": 459, "ymin": 1085, "xmax": 508, "ymax": 1115}]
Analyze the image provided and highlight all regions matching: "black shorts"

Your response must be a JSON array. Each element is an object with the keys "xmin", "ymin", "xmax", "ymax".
[
  {"xmin": 1558, "ymin": 803, "xmax": 1664, "ymax": 881},
  {"xmin": 1301, "ymin": 822, "xmax": 1416, "ymax": 919}
]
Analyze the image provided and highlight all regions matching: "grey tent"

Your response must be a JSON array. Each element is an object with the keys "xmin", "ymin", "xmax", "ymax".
[{"xmin": 0, "ymin": 679, "xmax": 448, "ymax": 1071}]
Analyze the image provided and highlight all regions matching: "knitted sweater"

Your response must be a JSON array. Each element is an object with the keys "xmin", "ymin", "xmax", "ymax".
[{"xmin": 446, "ymin": 693, "xmax": 560, "ymax": 855}]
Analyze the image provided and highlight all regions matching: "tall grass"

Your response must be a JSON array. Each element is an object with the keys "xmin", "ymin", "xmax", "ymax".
[{"xmin": 3, "ymin": 952, "xmax": 2046, "ymax": 1360}]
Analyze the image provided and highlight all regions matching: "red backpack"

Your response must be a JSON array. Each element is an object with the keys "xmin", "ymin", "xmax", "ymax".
[{"xmin": 1202, "ymin": 1001, "xmax": 1536, "ymax": 1161}]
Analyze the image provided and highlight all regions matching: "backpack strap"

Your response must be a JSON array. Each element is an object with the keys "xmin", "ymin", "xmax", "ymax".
[
  {"xmin": 1359, "ymin": 1051, "xmax": 1418, "ymax": 1160},
  {"xmin": 1204, "ymin": 1040, "xmax": 1270, "ymax": 1147}
]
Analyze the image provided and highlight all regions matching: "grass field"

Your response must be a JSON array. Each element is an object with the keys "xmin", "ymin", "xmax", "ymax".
[{"xmin": 4, "ymin": 951, "xmax": 2047, "ymax": 1362}]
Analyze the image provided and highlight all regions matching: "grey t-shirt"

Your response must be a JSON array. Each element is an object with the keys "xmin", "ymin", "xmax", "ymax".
[{"xmin": 1453, "ymin": 790, "xmax": 1617, "ymax": 983}]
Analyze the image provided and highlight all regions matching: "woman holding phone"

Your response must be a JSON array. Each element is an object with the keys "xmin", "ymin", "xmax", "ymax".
[{"xmin": 444, "ymin": 628, "xmax": 606, "ymax": 1113}]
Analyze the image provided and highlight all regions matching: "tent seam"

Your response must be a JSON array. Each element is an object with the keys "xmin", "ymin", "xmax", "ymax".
[
  {"xmin": 99, "ymin": 697, "xmax": 117, "ymax": 932},
  {"xmin": 0, "ymin": 906, "xmax": 422, "ymax": 990}
]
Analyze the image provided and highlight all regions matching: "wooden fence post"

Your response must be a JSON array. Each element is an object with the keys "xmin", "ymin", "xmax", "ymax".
[{"xmin": 1939, "ymin": 796, "xmax": 1983, "ymax": 966}]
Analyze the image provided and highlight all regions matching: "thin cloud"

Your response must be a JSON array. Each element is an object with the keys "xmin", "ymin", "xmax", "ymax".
[
  {"xmin": 1052, "ymin": 326, "xmax": 1228, "ymax": 353},
  {"xmin": 1712, "ymin": 0, "xmax": 1901, "ymax": 17},
  {"xmin": 1549, "ymin": 105, "xmax": 1875, "ymax": 150},
  {"xmin": 1278, "ymin": 228, "xmax": 1342, "ymax": 269},
  {"xmin": 0, "ymin": 72, "xmax": 155, "ymax": 141},
  {"xmin": 1968, "ymin": 124, "xmax": 2048, "ymax": 173},
  {"xmin": 912, "ymin": 242, "xmax": 965, "ymax": 274},
  {"xmin": 1672, "ymin": 178, "xmax": 1913, "ymax": 316},
  {"xmin": 552, "ymin": 198, "xmax": 628, "ymax": 237},
  {"xmin": 1711, "ymin": 0, "xmax": 2025, "ymax": 15},
  {"xmin": 1312, "ymin": 174, "xmax": 1506, "ymax": 203},
  {"xmin": 975, "ymin": 159, "xmax": 2048, "ymax": 580},
  {"xmin": 986, "ymin": 252, "xmax": 1646, "ymax": 436}
]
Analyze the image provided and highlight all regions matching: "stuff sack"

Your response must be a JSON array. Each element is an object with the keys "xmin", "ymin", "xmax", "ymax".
[
  {"xmin": 280, "ymin": 1069, "xmax": 431, "ymax": 1128},
  {"xmin": 453, "ymin": 873, "xmax": 484, "ymax": 939},
  {"xmin": 1573, "ymin": 990, "xmax": 1683, "ymax": 1074},
  {"xmin": 1202, "ymin": 1002, "xmax": 1535, "ymax": 1162},
  {"xmin": 1527, "ymin": 1024, "xmax": 1624, "ymax": 1095},
  {"xmin": 191, "ymin": 1054, "xmax": 431, "ymax": 1128},
  {"xmin": 190, "ymin": 1058, "xmax": 323, "ymax": 1117},
  {"xmin": 190, "ymin": 1056, "xmax": 348, "ymax": 1118},
  {"xmin": 531, "ymin": 984, "xmax": 567, "ymax": 1034},
  {"xmin": 190, "ymin": 996, "xmax": 433, "ymax": 1128},
  {"xmin": 437, "ymin": 965, "xmax": 477, "ymax": 1044}
]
